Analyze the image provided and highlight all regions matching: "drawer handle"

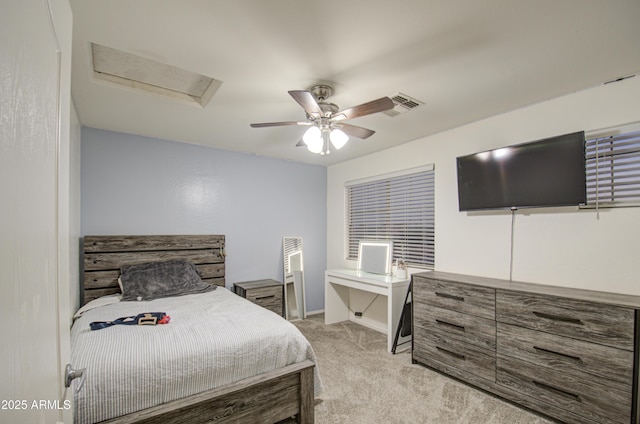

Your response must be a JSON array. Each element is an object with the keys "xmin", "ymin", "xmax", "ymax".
[
  {"xmin": 255, "ymin": 295, "xmax": 275, "ymax": 300},
  {"xmin": 532, "ymin": 311, "xmax": 583, "ymax": 325},
  {"xmin": 435, "ymin": 292, "xmax": 465, "ymax": 302},
  {"xmin": 436, "ymin": 346, "xmax": 466, "ymax": 361},
  {"xmin": 435, "ymin": 319, "xmax": 465, "ymax": 332},
  {"xmin": 533, "ymin": 346, "xmax": 582, "ymax": 363},
  {"xmin": 532, "ymin": 380, "xmax": 581, "ymax": 402}
]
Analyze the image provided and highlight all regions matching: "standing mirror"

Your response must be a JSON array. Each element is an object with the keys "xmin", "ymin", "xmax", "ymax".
[{"xmin": 283, "ymin": 237, "xmax": 306, "ymax": 320}]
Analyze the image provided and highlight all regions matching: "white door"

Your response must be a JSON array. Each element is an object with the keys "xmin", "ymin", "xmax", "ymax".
[{"xmin": 0, "ymin": 0, "xmax": 73, "ymax": 423}]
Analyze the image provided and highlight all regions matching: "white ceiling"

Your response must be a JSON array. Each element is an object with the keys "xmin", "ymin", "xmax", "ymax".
[{"xmin": 70, "ymin": 0, "xmax": 640, "ymax": 166}]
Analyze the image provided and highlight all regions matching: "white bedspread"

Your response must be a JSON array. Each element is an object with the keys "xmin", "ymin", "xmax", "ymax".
[{"xmin": 71, "ymin": 288, "xmax": 321, "ymax": 424}]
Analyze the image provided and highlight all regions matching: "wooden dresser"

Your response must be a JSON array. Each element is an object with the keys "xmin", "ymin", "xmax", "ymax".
[
  {"xmin": 234, "ymin": 279, "xmax": 284, "ymax": 317},
  {"xmin": 412, "ymin": 271, "xmax": 640, "ymax": 424}
]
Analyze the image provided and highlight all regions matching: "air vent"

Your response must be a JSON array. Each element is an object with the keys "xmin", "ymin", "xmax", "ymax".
[
  {"xmin": 91, "ymin": 43, "xmax": 222, "ymax": 108},
  {"xmin": 383, "ymin": 92, "xmax": 424, "ymax": 117}
]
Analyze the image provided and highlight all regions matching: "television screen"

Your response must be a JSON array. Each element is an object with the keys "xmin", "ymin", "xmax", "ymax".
[{"xmin": 456, "ymin": 131, "xmax": 586, "ymax": 211}]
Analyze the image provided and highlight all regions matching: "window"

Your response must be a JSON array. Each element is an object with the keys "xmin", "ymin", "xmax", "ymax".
[
  {"xmin": 345, "ymin": 165, "xmax": 434, "ymax": 268},
  {"xmin": 585, "ymin": 128, "xmax": 640, "ymax": 208}
]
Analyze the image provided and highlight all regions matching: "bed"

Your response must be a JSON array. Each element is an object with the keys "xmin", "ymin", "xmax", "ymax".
[{"xmin": 73, "ymin": 234, "xmax": 320, "ymax": 424}]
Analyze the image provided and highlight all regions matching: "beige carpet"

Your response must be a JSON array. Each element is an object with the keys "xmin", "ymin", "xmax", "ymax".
[{"xmin": 293, "ymin": 314, "xmax": 553, "ymax": 424}]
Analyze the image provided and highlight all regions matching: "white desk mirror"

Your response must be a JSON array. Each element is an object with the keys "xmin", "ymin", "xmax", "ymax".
[
  {"xmin": 358, "ymin": 240, "xmax": 393, "ymax": 275},
  {"xmin": 283, "ymin": 237, "xmax": 306, "ymax": 320}
]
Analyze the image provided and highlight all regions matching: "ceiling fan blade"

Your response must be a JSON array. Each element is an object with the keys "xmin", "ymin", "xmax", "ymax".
[
  {"xmin": 332, "ymin": 97, "xmax": 394, "ymax": 121},
  {"xmin": 339, "ymin": 123, "xmax": 376, "ymax": 139},
  {"xmin": 288, "ymin": 90, "xmax": 323, "ymax": 118},
  {"xmin": 250, "ymin": 121, "xmax": 310, "ymax": 128}
]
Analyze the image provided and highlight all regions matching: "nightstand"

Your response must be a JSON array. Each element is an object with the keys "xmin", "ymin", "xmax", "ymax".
[{"xmin": 234, "ymin": 279, "xmax": 284, "ymax": 317}]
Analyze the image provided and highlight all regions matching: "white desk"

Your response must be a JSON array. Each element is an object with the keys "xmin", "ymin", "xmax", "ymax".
[{"xmin": 325, "ymin": 269, "xmax": 410, "ymax": 352}]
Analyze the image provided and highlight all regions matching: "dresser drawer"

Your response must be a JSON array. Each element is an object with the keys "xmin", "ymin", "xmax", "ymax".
[
  {"xmin": 413, "ymin": 276, "xmax": 495, "ymax": 320},
  {"xmin": 497, "ymin": 323, "xmax": 633, "ymax": 392},
  {"xmin": 496, "ymin": 290, "xmax": 635, "ymax": 350},
  {"xmin": 497, "ymin": 354, "xmax": 632, "ymax": 424},
  {"xmin": 414, "ymin": 326, "xmax": 495, "ymax": 382},
  {"xmin": 414, "ymin": 303, "xmax": 496, "ymax": 350}
]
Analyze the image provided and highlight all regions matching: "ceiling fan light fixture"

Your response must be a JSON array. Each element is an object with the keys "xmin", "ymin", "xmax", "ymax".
[
  {"xmin": 303, "ymin": 126, "xmax": 323, "ymax": 153},
  {"xmin": 330, "ymin": 128, "xmax": 348, "ymax": 149},
  {"xmin": 306, "ymin": 138, "xmax": 323, "ymax": 153},
  {"xmin": 303, "ymin": 126, "xmax": 321, "ymax": 145},
  {"xmin": 251, "ymin": 85, "xmax": 393, "ymax": 155}
]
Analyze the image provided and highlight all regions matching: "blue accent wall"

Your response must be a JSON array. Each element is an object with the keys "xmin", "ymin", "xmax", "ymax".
[{"xmin": 81, "ymin": 127, "xmax": 327, "ymax": 312}]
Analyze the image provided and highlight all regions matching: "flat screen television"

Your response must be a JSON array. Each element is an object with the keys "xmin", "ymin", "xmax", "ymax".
[{"xmin": 456, "ymin": 131, "xmax": 586, "ymax": 211}]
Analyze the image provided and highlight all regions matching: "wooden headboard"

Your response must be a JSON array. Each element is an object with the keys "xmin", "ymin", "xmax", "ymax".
[{"xmin": 82, "ymin": 235, "xmax": 225, "ymax": 305}]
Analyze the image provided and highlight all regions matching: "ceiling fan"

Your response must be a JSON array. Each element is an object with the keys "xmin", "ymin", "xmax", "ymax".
[{"xmin": 250, "ymin": 84, "xmax": 394, "ymax": 155}]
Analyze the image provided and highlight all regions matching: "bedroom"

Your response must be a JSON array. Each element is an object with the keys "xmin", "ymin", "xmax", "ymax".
[{"xmin": 2, "ymin": 0, "xmax": 640, "ymax": 423}]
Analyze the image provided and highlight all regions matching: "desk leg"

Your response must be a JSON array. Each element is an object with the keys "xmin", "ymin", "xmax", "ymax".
[
  {"xmin": 325, "ymin": 280, "xmax": 350, "ymax": 325},
  {"xmin": 388, "ymin": 283, "xmax": 410, "ymax": 352}
]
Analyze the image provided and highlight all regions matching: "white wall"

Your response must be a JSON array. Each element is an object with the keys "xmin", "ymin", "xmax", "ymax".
[{"xmin": 328, "ymin": 76, "xmax": 640, "ymax": 295}]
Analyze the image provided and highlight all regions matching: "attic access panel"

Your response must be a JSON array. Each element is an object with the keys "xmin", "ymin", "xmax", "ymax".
[{"xmin": 91, "ymin": 43, "xmax": 222, "ymax": 107}]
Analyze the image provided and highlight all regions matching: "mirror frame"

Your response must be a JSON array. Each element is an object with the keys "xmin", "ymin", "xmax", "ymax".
[{"xmin": 357, "ymin": 240, "xmax": 393, "ymax": 275}]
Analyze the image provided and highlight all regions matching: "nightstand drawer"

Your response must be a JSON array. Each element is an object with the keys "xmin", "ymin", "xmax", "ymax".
[
  {"xmin": 414, "ymin": 303, "xmax": 496, "ymax": 350},
  {"xmin": 413, "ymin": 276, "xmax": 495, "ymax": 320},
  {"xmin": 247, "ymin": 286, "xmax": 282, "ymax": 313},
  {"xmin": 234, "ymin": 279, "xmax": 284, "ymax": 317},
  {"xmin": 496, "ymin": 290, "xmax": 635, "ymax": 350}
]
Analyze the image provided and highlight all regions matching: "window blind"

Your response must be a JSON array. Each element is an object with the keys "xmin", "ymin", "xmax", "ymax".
[
  {"xmin": 345, "ymin": 165, "xmax": 434, "ymax": 268},
  {"xmin": 585, "ymin": 130, "xmax": 640, "ymax": 207}
]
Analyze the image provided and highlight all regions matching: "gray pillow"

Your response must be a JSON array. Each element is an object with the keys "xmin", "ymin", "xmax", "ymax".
[{"xmin": 120, "ymin": 259, "xmax": 215, "ymax": 301}]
